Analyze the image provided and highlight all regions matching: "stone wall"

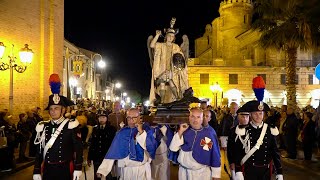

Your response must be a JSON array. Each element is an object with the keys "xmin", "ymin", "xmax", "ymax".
[{"xmin": 0, "ymin": 0, "xmax": 64, "ymax": 122}]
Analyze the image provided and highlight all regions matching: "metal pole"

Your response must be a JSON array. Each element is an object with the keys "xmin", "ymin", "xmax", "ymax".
[
  {"xmin": 67, "ymin": 56, "xmax": 71, "ymax": 99},
  {"xmin": 9, "ymin": 60, "xmax": 13, "ymax": 115},
  {"xmin": 215, "ymin": 92, "xmax": 218, "ymax": 108}
]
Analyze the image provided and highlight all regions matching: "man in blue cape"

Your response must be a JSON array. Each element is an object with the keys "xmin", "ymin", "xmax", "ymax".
[
  {"xmin": 169, "ymin": 107, "xmax": 221, "ymax": 179},
  {"xmin": 97, "ymin": 108, "xmax": 157, "ymax": 180}
]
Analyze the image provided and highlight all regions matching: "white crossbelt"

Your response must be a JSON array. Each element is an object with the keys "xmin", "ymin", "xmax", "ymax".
[
  {"xmin": 43, "ymin": 119, "xmax": 69, "ymax": 159},
  {"xmin": 240, "ymin": 123, "xmax": 268, "ymax": 165}
]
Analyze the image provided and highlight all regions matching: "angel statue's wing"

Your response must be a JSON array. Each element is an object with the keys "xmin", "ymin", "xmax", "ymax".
[
  {"xmin": 180, "ymin": 34, "xmax": 189, "ymax": 60},
  {"xmin": 147, "ymin": 35, "xmax": 155, "ymax": 68}
]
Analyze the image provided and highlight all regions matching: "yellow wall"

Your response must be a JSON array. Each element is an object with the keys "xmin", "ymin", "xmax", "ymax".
[
  {"xmin": 0, "ymin": 0, "xmax": 64, "ymax": 120},
  {"xmin": 188, "ymin": 62, "xmax": 320, "ymax": 107},
  {"xmin": 191, "ymin": 0, "xmax": 320, "ymax": 108}
]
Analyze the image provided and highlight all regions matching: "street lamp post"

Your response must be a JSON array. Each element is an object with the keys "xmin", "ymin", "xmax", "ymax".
[
  {"xmin": 210, "ymin": 82, "xmax": 222, "ymax": 108},
  {"xmin": 0, "ymin": 42, "xmax": 34, "ymax": 114},
  {"xmin": 92, "ymin": 53, "xmax": 106, "ymax": 100},
  {"xmin": 115, "ymin": 82, "xmax": 121, "ymax": 101}
]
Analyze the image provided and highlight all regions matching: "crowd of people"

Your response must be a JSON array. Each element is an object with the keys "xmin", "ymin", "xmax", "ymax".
[
  {"xmin": 1, "ymin": 98, "xmax": 320, "ymax": 179},
  {"xmin": 0, "ymin": 107, "xmax": 43, "ymax": 172},
  {"xmin": 210, "ymin": 103, "xmax": 320, "ymax": 162},
  {"xmin": 0, "ymin": 78, "xmax": 319, "ymax": 180},
  {"xmin": 1, "ymin": 97, "xmax": 320, "ymax": 179}
]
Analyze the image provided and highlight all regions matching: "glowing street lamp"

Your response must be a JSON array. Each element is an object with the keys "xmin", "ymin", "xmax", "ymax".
[
  {"xmin": 210, "ymin": 82, "xmax": 222, "ymax": 108},
  {"xmin": 69, "ymin": 77, "xmax": 78, "ymax": 86},
  {"xmin": 98, "ymin": 59, "xmax": 106, "ymax": 68},
  {"xmin": 115, "ymin": 82, "xmax": 122, "ymax": 89},
  {"xmin": 144, "ymin": 100, "xmax": 150, "ymax": 107},
  {"xmin": 0, "ymin": 43, "xmax": 33, "ymax": 114}
]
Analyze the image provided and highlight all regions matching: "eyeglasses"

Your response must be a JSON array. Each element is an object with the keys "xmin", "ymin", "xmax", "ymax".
[{"xmin": 126, "ymin": 116, "xmax": 139, "ymax": 121}]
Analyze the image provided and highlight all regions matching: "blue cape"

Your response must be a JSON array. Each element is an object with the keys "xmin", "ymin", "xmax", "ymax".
[
  {"xmin": 180, "ymin": 127, "xmax": 221, "ymax": 167},
  {"xmin": 153, "ymin": 125, "xmax": 174, "ymax": 147},
  {"xmin": 105, "ymin": 125, "xmax": 157, "ymax": 162}
]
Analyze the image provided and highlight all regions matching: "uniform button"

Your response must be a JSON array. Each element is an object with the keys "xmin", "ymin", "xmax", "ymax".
[
  {"xmin": 59, "ymin": 151, "xmax": 61, "ymax": 153},
  {"xmin": 60, "ymin": 142, "xmax": 62, "ymax": 143},
  {"xmin": 252, "ymin": 159, "xmax": 254, "ymax": 160},
  {"xmin": 59, "ymin": 160, "xmax": 62, "ymax": 162},
  {"xmin": 48, "ymin": 161, "xmax": 50, "ymax": 163},
  {"xmin": 59, "ymin": 156, "xmax": 61, "ymax": 157},
  {"xmin": 59, "ymin": 147, "xmax": 61, "ymax": 149}
]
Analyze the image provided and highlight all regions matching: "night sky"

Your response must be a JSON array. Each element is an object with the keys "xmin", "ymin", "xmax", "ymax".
[{"xmin": 64, "ymin": 0, "xmax": 220, "ymax": 99}]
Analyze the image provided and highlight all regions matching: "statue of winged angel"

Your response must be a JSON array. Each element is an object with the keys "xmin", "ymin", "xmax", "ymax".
[{"xmin": 147, "ymin": 17, "xmax": 189, "ymax": 106}]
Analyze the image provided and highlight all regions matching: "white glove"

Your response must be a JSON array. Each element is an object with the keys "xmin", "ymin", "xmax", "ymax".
[
  {"xmin": 33, "ymin": 174, "xmax": 42, "ymax": 180},
  {"xmin": 220, "ymin": 136, "xmax": 228, "ymax": 148},
  {"xmin": 276, "ymin": 174, "xmax": 283, "ymax": 180},
  {"xmin": 73, "ymin": 170, "xmax": 82, "ymax": 180},
  {"xmin": 235, "ymin": 172, "xmax": 244, "ymax": 180},
  {"xmin": 231, "ymin": 170, "xmax": 236, "ymax": 179}
]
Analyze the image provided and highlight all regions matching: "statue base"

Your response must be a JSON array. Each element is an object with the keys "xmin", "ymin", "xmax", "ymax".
[
  {"xmin": 153, "ymin": 104, "xmax": 190, "ymax": 125},
  {"xmin": 150, "ymin": 87, "xmax": 201, "ymax": 125}
]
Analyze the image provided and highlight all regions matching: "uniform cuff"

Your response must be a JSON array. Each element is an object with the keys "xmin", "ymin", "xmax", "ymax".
[{"xmin": 211, "ymin": 166, "xmax": 221, "ymax": 178}]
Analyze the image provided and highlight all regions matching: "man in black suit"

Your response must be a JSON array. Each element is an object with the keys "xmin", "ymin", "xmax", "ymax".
[{"xmin": 87, "ymin": 110, "xmax": 116, "ymax": 180}]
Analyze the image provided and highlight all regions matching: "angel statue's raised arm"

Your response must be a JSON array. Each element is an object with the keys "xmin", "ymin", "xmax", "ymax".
[{"xmin": 147, "ymin": 17, "xmax": 189, "ymax": 106}]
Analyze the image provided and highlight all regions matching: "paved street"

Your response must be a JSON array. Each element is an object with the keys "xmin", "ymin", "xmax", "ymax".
[{"xmin": 2, "ymin": 151, "xmax": 319, "ymax": 180}]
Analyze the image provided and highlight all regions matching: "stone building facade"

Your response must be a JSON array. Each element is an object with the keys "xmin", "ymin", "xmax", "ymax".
[
  {"xmin": 189, "ymin": 0, "xmax": 320, "ymax": 108},
  {"xmin": 0, "ymin": 0, "xmax": 64, "ymax": 118}
]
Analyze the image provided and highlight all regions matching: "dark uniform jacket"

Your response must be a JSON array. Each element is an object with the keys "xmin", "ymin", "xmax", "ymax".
[
  {"xmin": 234, "ymin": 122, "xmax": 282, "ymax": 175},
  {"xmin": 88, "ymin": 123, "xmax": 116, "ymax": 162},
  {"xmin": 227, "ymin": 126, "xmax": 240, "ymax": 165},
  {"xmin": 219, "ymin": 113, "xmax": 238, "ymax": 137},
  {"xmin": 33, "ymin": 119, "xmax": 83, "ymax": 174}
]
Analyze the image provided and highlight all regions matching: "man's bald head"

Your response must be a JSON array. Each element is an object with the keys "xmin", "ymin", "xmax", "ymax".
[
  {"xmin": 113, "ymin": 101, "xmax": 121, "ymax": 113},
  {"xmin": 189, "ymin": 108, "xmax": 203, "ymax": 129},
  {"xmin": 127, "ymin": 108, "xmax": 140, "ymax": 128}
]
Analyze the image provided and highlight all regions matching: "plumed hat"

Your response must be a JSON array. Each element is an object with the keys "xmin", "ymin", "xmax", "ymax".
[
  {"xmin": 241, "ymin": 76, "xmax": 270, "ymax": 112},
  {"xmin": 45, "ymin": 74, "xmax": 74, "ymax": 110}
]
